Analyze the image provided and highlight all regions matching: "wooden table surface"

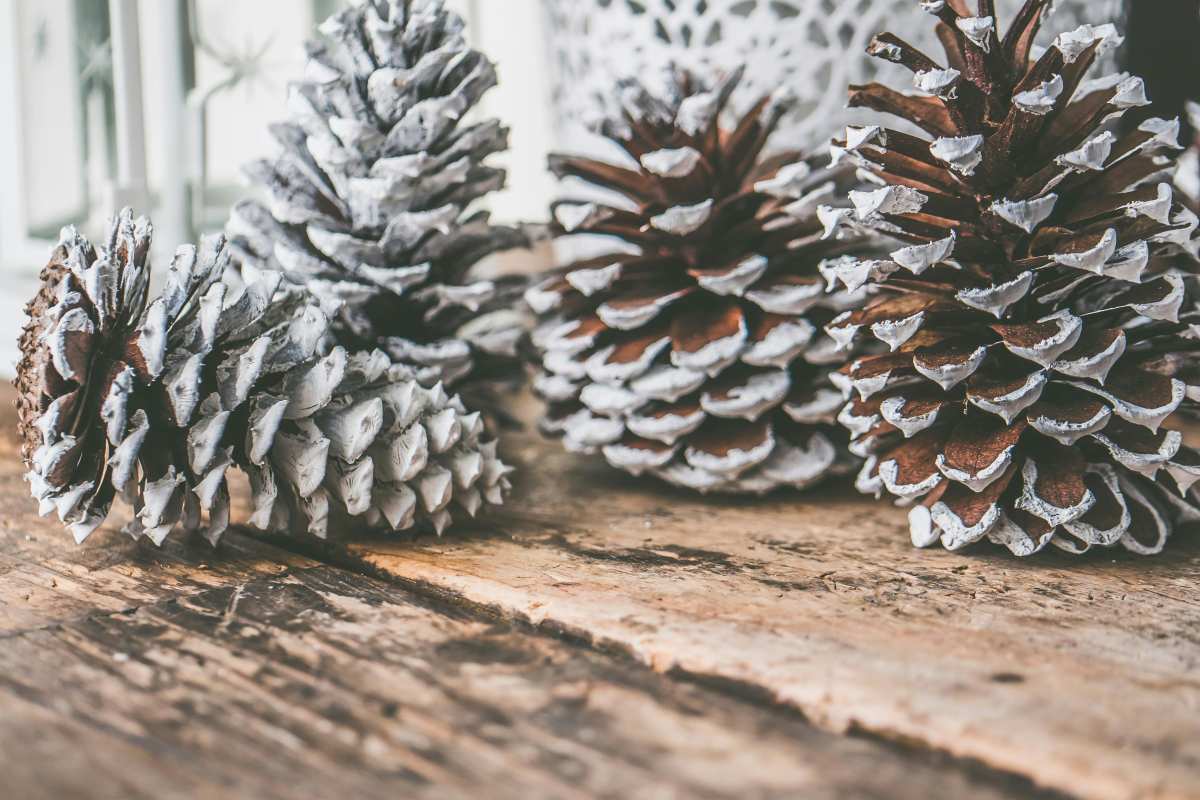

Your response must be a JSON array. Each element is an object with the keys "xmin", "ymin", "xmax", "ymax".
[{"xmin": 2, "ymin": 383, "xmax": 1197, "ymax": 800}]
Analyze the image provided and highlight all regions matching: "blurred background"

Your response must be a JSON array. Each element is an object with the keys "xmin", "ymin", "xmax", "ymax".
[{"xmin": 0, "ymin": 0, "xmax": 1197, "ymax": 371}]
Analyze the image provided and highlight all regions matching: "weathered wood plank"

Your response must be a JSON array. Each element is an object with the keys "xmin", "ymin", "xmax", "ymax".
[
  {"xmin": 0, "ymin": 388, "xmax": 1035, "ymax": 800},
  {"xmin": 322, "ymin": 430, "xmax": 1200, "ymax": 800},
  {"xmin": 0, "ymin": 423, "xmax": 313, "ymax": 635},
  {"xmin": 0, "ymin": 566, "xmax": 1039, "ymax": 800}
]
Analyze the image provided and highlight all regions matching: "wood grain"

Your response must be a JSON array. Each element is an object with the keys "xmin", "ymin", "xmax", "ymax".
[
  {"xmin": 319, "ymin": 428, "xmax": 1200, "ymax": 800},
  {"xmin": 0, "ymin": 388, "xmax": 1035, "ymax": 800}
]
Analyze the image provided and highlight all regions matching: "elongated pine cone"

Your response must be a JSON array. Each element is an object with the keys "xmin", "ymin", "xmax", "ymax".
[
  {"xmin": 525, "ymin": 66, "xmax": 864, "ymax": 494},
  {"xmin": 228, "ymin": 0, "xmax": 533, "ymax": 398},
  {"xmin": 16, "ymin": 210, "xmax": 511, "ymax": 545},
  {"xmin": 825, "ymin": 1, "xmax": 1200, "ymax": 556}
]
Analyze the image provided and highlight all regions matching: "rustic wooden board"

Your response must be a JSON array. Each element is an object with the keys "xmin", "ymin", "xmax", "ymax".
[
  {"xmin": 0, "ymin": 389, "xmax": 1039, "ymax": 800},
  {"xmin": 320, "ymin": 428, "xmax": 1200, "ymax": 800}
]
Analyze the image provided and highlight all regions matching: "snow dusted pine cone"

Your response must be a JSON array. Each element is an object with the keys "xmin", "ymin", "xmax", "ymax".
[
  {"xmin": 17, "ymin": 210, "xmax": 510, "ymax": 545},
  {"xmin": 825, "ymin": 1, "xmax": 1200, "ymax": 556},
  {"xmin": 229, "ymin": 0, "xmax": 533, "ymax": 397},
  {"xmin": 525, "ymin": 66, "xmax": 864, "ymax": 494}
]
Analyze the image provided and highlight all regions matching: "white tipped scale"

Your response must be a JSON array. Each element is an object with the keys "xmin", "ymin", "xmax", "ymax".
[
  {"xmin": 46, "ymin": 307, "xmax": 95, "ymax": 382},
  {"xmin": 108, "ymin": 410, "xmax": 149, "ymax": 492},
  {"xmin": 375, "ymin": 483, "xmax": 418, "ymax": 531},
  {"xmin": 987, "ymin": 513, "xmax": 1055, "ymax": 556},
  {"xmin": 247, "ymin": 396, "xmax": 289, "ymax": 465},
  {"xmin": 753, "ymin": 161, "xmax": 814, "ymax": 198},
  {"xmin": 850, "ymin": 186, "xmax": 928, "ymax": 220},
  {"xmin": 1093, "ymin": 429, "xmax": 1182, "ymax": 479},
  {"xmin": 1103, "ymin": 241, "xmax": 1149, "ymax": 283},
  {"xmin": 1056, "ymin": 132, "xmax": 1115, "ymax": 171},
  {"xmin": 597, "ymin": 288, "xmax": 691, "ymax": 331},
  {"xmin": 447, "ymin": 450, "xmax": 484, "ymax": 491},
  {"xmin": 585, "ymin": 336, "xmax": 671, "ymax": 384},
  {"xmin": 100, "ymin": 365, "xmax": 135, "ymax": 446},
  {"xmin": 1130, "ymin": 274, "xmax": 1185, "ymax": 322},
  {"xmin": 1015, "ymin": 460, "xmax": 1096, "ymax": 528},
  {"xmin": 878, "ymin": 458, "xmax": 943, "ymax": 498},
  {"xmin": 824, "ymin": 257, "xmax": 900, "ymax": 293},
  {"xmin": 1051, "ymin": 332, "xmax": 1125, "ymax": 382},
  {"xmin": 650, "ymin": 199, "xmax": 714, "ymax": 236},
  {"xmin": 297, "ymin": 487, "xmax": 330, "ymax": 539},
  {"xmin": 956, "ymin": 16, "xmax": 994, "ymax": 51},
  {"xmin": 424, "ymin": 407, "xmax": 462, "ymax": 454},
  {"xmin": 936, "ymin": 446, "xmax": 1015, "ymax": 493},
  {"xmin": 135, "ymin": 298, "xmax": 166, "ymax": 376},
  {"xmin": 1029, "ymin": 404, "xmax": 1112, "ymax": 446},
  {"xmin": 554, "ymin": 202, "xmax": 612, "ymax": 233},
  {"xmin": 318, "ymin": 397, "xmax": 384, "ymax": 463},
  {"xmin": 1063, "ymin": 465, "xmax": 1129, "ymax": 546},
  {"xmin": 1068, "ymin": 378, "xmax": 1186, "ymax": 433},
  {"xmin": 745, "ymin": 279, "xmax": 825, "ymax": 315},
  {"xmin": 891, "ymin": 231, "xmax": 956, "ymax": 274},
  {"xmin": 1125, "ymin": 183, "xmax": 1174, "ymax": 225},
  {"xmin": 837, "ymin": 402, "xmax": 880, "ymax": 439},
  {"xmin": 683, "ymin": 427, "xmax": 775, "ymax": 478},
  {"xmin": 669, "ymin": 320, "xmax": 747, "ymax": 376},
  {"xmin": 602, "ymin": 440, "xmax": 678, "ymax": 475},
  {"xmin": 934, "ymin": 499, "xmax": 1003, "ymax": 551},
  {"xmin": 697, "ymin": 255, "xmax": 768, "ymax": 297},
  {"xmin": 533, "ymin": 372, "xmax": 579, "ymax": 403},
  {"xmin": 909, "ymin": 504, "xmax": 939, "ymax": 548},
  {"xmin": 914, "ymin": 345, "xmax": 987, "ymax": 390},
  {"xmin": 580, "ymin": 382, "xmax": 643, "ymax": 416},
  {"xmin": 327, "ymin": 458, "xmax": 375, "ymax": 517},
  {"xmin": 217, "ymin": 335, "xmax": 272, "ymax": 410},
  {"xmin": 825, "ymin": 312, "xmax": 861, "ymax": 351},
  {"xmin": 930, "ymin": 135, "xmax": 983, "ymax": 175},
  {"xmin": 640, "ymin": 146, "xmax": 702, "ymax": 178},
  {"xmin": 627, "ymin": 405, "xmax": 706, "ymax": 446},
  {"xmin": 565, "ymin": 262, "xmax": 621, "ymax": 296},
  {"xmin": 273, "ymin": 423, "xmax": 331, "ymax": 498},
  {"xmin": 968, "ymin": 370, "xmax": 1048, "ymax": 425},
  {"xmin": 1001, "ymin": 310, "xmax": 1083, "ymax": 366},
  {"xmin": 872, "ymin": 312, "xmax": 925, "ymax": 352},
  {"xmin": 163, "ymin": 353, "xmax": 206, "ymax": 427},
  {"xmin": 187, "ymin": 408, "xmax": 231, "ymax": 475},
  {"xmin": 879, "ymin": 396, "xmax": 941, "ymax": 438},
  {"xmin": 817, "ymin": 205, "xmax": 854, "ymax": 239},
  {"xmin": 416, "ymin": 464, "xmax": 454, "ymax": 514},
  {"xmin": 139, "ymin": 469, "xmax": 183, "ymax": 531},
  {"xmin": 246, "ymin": 463, "xmax": 279, "ymax": 530},
  {"xmin": 990, "ymin": 195, "xmax": 1057, "ymax": 233},
  {"xmin": 700, "ymin": 370, "xmax": 790, "ymax": 421},
  {"xmin": 957, "ymin": 271, "xmax": 1034, "ymax": 318},
  {"xmin": 1112, "ymin": 76, "xmax": 1150, "ymax": 109},
  {"xmin": 914, "ymin": 68, "xmax": 962, "ymax": 98},
  {"xmin": 562, "ymin": 409, "xmax": 625, "ymax": 449},
  {"xmin": 1052, "ymin": 229, "xmax": 1118, "ymax": 272},
  {"xmin": 284, "ymin": 347, "xmax": 349, "ymax": 419},
  {"xmin": 1137, "ymin": 117, "xmax": 1182, "ymax": 151},
  {"xmin": 1054, "ymin": 23, "xmax": 1123, "ymax": 63},
  {"xmin": 373, "ymin": 422, "xmax": 429, "ymax": 483},
  {"xmin": 1014, "ymin": 75, "xmax": 1064, "ymax": 115},
  {"xmin": 782, "ymin": 388, "xmax": 844, "ymax": 425},
  {"xmin": 742, "ymin": 319, "xmax": 815, "ymax": 368}
]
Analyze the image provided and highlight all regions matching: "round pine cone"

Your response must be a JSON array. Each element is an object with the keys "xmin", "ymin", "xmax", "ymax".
[
  {"xmin": 525, "ymin": 66, "xmax": 864, "ymax": 494},
  {"xmin": 17, "ymin": 210, "xmax": 511, "ymax": 545},
  {"xmin": 824, "ymin": 2, "xmax": 1200, "ymax": 556},
  {"xmin": 228, "ymin": 0, "xmax": 534, "ymax": 400}
]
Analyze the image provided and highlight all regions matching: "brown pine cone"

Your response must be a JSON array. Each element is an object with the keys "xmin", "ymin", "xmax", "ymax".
[
  {"xmin": 825, "ymin": 1, "xmax": 1200, "ymax": 556},
  {"xmin": 525, "ymin": 66, "xmax": 864, "ymax": 494}
]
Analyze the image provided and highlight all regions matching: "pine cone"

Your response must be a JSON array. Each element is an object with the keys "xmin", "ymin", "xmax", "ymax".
[
  {"xmin": 525, "ymin": 66, "xmax": 864, "ymax": 494},
  {"xmin": 17, "ymin": 210, "xmax": 511, "ymax": 545},
  {"xmin": 228, "ymin": 0, "xmax": 534, "ymax": 401},
  {"xmin": 824, "ymin": 2, "xmax": 1200, "ymax": 556}
]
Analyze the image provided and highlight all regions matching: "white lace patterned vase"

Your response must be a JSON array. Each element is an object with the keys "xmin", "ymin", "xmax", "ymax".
[{"xmin": 543, "ymin": 0, "xmax": 1124, "ymax": 153}]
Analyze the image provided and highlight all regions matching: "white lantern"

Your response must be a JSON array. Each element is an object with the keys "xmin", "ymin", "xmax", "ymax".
[{"xmin": 544, "ymin": 0, "xmax": 1124, "ymax": 153}]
